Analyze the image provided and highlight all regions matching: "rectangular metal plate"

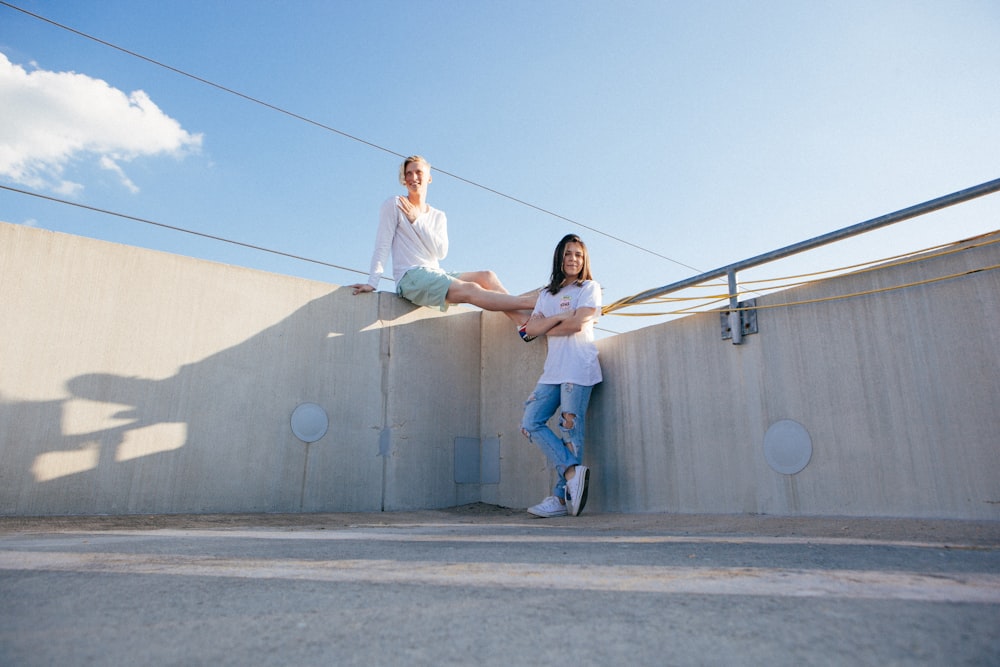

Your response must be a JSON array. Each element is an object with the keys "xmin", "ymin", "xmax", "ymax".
[
  {"xmin": 454, "ymin": 437, "xmax": 480, "ymax": 484},
  {"xmin": 721, "ymin": 298, "xmax": 758, "ymax": 340}
]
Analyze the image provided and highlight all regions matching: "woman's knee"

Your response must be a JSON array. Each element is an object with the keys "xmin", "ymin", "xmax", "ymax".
[
  {"xmin": 466, "ymin": 270, "xmax": 500, "ymax": 290},
  {"xmin": 520, "ymin": 417, "xmax": 548, "ymax": 440}
]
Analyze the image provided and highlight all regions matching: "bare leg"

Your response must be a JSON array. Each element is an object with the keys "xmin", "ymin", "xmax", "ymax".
[
  {"xmin": 457, "ymin": 270, "xmax": 507, "ymax": 292},
  {"xmin": 450, "ymin": 271, "xmax": 536, "ymax": 325}
]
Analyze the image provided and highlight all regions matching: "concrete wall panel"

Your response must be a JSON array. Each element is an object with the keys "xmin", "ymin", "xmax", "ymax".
[
  {"xmin": 377, "ymin": 295, "xmax": 482, "ymax": 510},
  {"xmin": 479, "ymin": 311, "xmax": 549, "ymax": 509},
  {"xmin": 588, "ymin": 234, "xmax": 1000, "ymax": 519},
  {"xmin": 1, "ymin": 224, "xmax": 436, "ymax": 514}
]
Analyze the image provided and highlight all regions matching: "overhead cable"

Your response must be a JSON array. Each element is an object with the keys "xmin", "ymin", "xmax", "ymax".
[
  {"xmin": 0, "ymin": 184, "xmax": 370, "ymax": 278},
  {"xmin": 0, "ymin": 0, "xmax": 701, "ymax": 273}
]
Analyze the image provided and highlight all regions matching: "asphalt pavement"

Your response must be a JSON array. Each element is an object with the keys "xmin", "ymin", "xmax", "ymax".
[{"xmin": 1, "ymin": 506, "xmax": 998, "ymax": 666}]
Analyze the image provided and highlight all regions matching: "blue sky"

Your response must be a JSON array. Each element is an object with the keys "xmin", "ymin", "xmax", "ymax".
[{"xmin": 2, "ymin": 0, "xmax": 998, "ymax": 335}]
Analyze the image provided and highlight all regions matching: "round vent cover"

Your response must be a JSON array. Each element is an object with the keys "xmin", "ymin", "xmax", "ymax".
[
  {"xmin": 763, "ymin": 419, "xmax": 812, "ymax": 475},
  {"xmin": 290, "ymin": 403, "xmax": 329, "ymax": 443}
]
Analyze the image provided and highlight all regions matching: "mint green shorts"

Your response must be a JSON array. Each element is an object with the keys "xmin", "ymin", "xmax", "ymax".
[{"xmin": 397, "ymin": 267, "xmax": 461, "ymax": 311}]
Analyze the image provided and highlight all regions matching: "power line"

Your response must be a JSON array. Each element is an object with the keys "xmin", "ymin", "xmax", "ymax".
[
  {"xmin": 0, "ymin": 0, "xmax": 703, "ymax": 274},
  {"xmin": 1, "ymin": 183, "xmax": 631, "ymax": 334},
  {"xmin": 0, "ymin": 184, "xmax": 370, "ymax": 278},
  {"xmin": 2, "ymin": 182, "xmax": 637, "ymax": 339}
]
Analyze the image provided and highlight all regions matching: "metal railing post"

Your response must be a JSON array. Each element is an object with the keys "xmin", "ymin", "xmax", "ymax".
[{"xmin": 728, "ymin": 269, "xmax": 742, "ymax": 345}]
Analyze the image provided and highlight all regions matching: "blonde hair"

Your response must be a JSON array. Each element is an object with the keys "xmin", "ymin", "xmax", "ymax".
[{"xmin": 398, "ymin": 155, "xmax": 431, "ymax": 185}]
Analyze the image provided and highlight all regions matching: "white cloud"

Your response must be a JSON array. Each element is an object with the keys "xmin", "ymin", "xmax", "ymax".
[
  {"xmin": 99, "ymin": 155, "xmax": 139, "ymax": 194},
  {"xmin": 0, "ymin": 53, "xmax": 202, "ymax": 195}
]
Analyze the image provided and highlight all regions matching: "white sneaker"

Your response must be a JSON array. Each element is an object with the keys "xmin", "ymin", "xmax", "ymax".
[
  {"xmin": 527, "ymin": 495, "xmax": 567, "ymax": 518},
  {"xmin": 565, "ymin": 466, "xmax": 590, "ymax": 516}
]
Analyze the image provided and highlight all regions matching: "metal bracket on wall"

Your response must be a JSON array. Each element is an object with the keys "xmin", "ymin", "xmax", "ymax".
[
  {"xmin": 720, "ymin": 298, "xmax": 758, "ymax": 343},
  {"xmin": 454, "ymin": 436, "xmax": 501, "ymax": 484}
]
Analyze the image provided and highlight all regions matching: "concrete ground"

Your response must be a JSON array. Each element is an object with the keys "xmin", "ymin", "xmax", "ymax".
[{"xmin": 1, "ymin": 505, "xmax": 998, "ymax": 666}]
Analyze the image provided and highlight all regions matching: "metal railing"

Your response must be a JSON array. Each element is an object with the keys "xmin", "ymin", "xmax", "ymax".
[{"xmin": 612, "ymin": 177, "xmax": 1000, "ymax": 344}]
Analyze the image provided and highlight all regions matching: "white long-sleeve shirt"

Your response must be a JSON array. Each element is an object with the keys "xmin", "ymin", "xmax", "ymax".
[{"xmin": 365, "ymin": 196, "xmax": 449, "ymax": 288}]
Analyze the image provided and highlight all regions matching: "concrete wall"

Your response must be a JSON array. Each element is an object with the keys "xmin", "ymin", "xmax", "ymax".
[
  {"xmin": 0, "ymin": 222, "xmax": 482, "ymax": 514},
  {"xmin": 483, "ymin": 232, "xmax": 1000, "ymax": 520},
  {"xmin": 577, "ymin": 232, "xmax": 1000, "ymax": 520},
  {"xmin": 2, "ymin": 221, "xmax": 998, "ymax": 519}
]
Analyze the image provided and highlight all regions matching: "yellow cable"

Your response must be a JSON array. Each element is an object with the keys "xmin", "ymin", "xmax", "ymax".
[
  {"xmin": 741, "ymin": 233, "xmax": 1000, "ymax": 286},
  {"xmin": 606, "ymin": 263, "xmax": 1000, "ymax": 317},
  {"xmin": 725, "ymin": 263, "xmax": 1000, "ymax": 312},
  {"xmin": 603, "ymin": 232, "xmax": 999, "ymax": 317}
]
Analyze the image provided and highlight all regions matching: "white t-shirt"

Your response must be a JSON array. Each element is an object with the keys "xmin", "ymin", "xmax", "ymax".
[
  {"xmin": 366, "ymin": 197, "xmax": 449, "ymax": 288},
  {"xmin": 534, "ymin": 280, "xmax": 603, "ymax": 386}
]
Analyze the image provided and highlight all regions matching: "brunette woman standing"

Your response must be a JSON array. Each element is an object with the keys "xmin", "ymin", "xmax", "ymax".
[{"xmin": 520, "ymin": 234, "xmax": 602, "ymax": 517}]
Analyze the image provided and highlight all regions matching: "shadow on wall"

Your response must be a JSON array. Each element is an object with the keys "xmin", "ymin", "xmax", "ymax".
[{"xmin": 0, "ymin": 287, "xmax": 466, "ymax": 515}]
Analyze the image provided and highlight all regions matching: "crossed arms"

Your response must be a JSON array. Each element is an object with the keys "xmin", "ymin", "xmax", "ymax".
[{"xmin": 522, "ymin": 306, "xmax": 598, "ymax": 339}]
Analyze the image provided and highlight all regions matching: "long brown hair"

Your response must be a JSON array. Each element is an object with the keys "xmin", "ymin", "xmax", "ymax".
[{"xmin": 546, "ymin": 234, "xmax": 593, "ymax": 294}]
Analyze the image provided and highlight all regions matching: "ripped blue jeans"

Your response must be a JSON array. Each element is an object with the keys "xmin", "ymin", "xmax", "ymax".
[{"xmin": 521, "ymin": 382, "xmax": 593, "ymax": 501}]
